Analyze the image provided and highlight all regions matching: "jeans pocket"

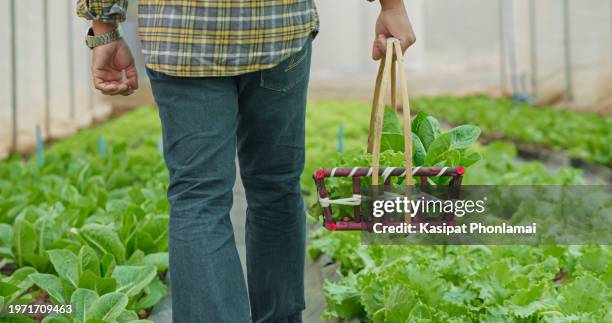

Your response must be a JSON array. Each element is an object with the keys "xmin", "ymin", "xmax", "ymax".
[{"xmin": 260, "ymin": 37, "xmax": 312, "ymax": 92}]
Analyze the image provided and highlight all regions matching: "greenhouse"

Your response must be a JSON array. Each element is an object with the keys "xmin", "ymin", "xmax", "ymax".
[{"xmin": 0, "ymin": 0, "xmax": 610, "ymax": 322}]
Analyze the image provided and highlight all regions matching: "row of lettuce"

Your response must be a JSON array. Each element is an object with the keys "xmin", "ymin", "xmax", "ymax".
[
  {"xmin": 310, "ymin": 235, "xmax": 610, "ymax": 322},
  {"xmin": 0, "ymin": 108, "xmax": 168, "ymax": 323},
  {"xmin": 411, "ymin": 96, "xmax": 611, "ymax": 167},
  {"xmin": 304, "ymin": 101, "xmax": 610, "ymax": 321}
]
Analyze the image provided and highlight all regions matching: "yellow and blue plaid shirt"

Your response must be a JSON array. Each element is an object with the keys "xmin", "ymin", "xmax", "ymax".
[{"xmin": 77, "ymin": 0, "xmax": 319, "ymax": 77}]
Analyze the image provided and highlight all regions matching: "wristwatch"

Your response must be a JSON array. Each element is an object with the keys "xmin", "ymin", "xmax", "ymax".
[{"xmin": 85, "ymin": 27, "xmax": 122, "ymax": 49}]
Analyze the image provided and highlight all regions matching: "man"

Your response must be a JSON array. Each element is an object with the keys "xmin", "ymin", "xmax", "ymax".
[{"xmin": 77, "ymin": 0, "xmax": 415, "ymax": 322}]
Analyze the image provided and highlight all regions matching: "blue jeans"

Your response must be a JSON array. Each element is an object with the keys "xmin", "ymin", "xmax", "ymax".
[{"xmin": 147, "ymin": 36, "xmax": 311, "ymax": 323}]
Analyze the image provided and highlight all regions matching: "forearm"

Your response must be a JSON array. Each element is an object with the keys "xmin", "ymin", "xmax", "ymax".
[
  {"xmin": 379, "ymin": 0, "xmax": 406, "ymax": 10},
  {"xmin": 92, "ymin": 20, "xmax": 118, "ymax": 36},
  {"xmin": 76, "ymin": 0, "xmax": 128, "ymax": 23}
]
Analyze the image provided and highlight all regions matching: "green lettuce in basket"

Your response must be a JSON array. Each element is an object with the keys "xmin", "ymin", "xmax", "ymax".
[{"xmin": 313, "ymin": 109, "xmax": 482, "ymax": 221}]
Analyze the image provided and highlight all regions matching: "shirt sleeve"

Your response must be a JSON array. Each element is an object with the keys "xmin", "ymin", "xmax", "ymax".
[{"xmin": 76, "ymin": 0, "xmax": 128, "ymax": 23}]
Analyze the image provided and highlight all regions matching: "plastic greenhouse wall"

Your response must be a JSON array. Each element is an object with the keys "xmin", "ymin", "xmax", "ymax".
[
  {"xmin": 311, "ymin": 0, "xmax": 612, "ymax": 110},
  {"xmin": 1, "ymin": 0, "xmax": 611, "ymax": 159},
  {"xmin": 0, "ymin": 0, "xmax": 144, "ymax": 160}
]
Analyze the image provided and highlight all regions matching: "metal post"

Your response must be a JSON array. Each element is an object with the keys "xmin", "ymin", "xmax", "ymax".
[
  {"xmin": 10, "ymin": 0, "xmax": 18, "ymax": 153},
  {"xmin": 498, "ymin": 0, "xmax": 507, "ymax": 95},
  {"xmin": 503, "ymin": 0, "xmax": 519, "ymax": 98},
  {"xmin": 43, "ymin": 0, "xmax": 51, "ymax": 136},
  {"xmin": 36, "ymin": 125, "xmax": 44, "ymax": 166},
  {"xmin": 562, "ymin": 0, "xmax": 574, "ymax": 101},
  {"xmin": 529, "ymin": 0, "xmax": 538, "ymax": 100},
  {"xmin": 67, "ymin": 1, "xmax": 76, "ymax": 119},
  {"xmin": 98, "ymin": 136, "xmax": 107, "ymax": 159}
]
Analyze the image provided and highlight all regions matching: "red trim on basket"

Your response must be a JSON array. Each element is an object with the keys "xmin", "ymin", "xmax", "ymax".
[
  {"xmin": 456, "ymin": 166, "xmax": 465, "ymax": 175},
  {"xmin": 315, "ymin": 170, "xmax": 326, "ymax": 180},
  {"xmin": 326, "ymin": 223, "xmax": 337, "ymax": 231}
]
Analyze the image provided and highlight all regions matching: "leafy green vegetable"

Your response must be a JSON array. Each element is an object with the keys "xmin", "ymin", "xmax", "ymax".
[
  {"xmin": 412, "ymin": 95, "xmax": 612, "ymax": 166},
  {"xmin": 450, "ymin": 125, "xmax": 481, "ymax": 149},
  {"xmin": 47, "ymin": 250, "xmax": 79, "ymax": 288},
  {"xmin": 79, "ymin": 245, "xmax": 101, "ymax": 277},
  {"xmin": 87, "ymin": 292, "xmax": 129, "ymax": 321},
  {"xmin": 12, "ymin": 219, "xmax": 37, "ymax": 268},
  {"xmin": 71, "ymin": 288, "xmax": 98, "ymax": 323},
  {"xmin": 412, "ymin": 112, "xmax": 437, "ymax": 149},
  {"xmin": 111, "ymin": 265, "xmax": 157, "ymax": 297},
  {"xmin": 143, "ymin": 252, "xmax": 169, "ymax": 271},
  {"xmin": 30, "ymin": 273, "xmax": 66, "ymax": 304},
  {"xmin": 77, "ymin": 224, "xmax": 126, "ymax": 265}
]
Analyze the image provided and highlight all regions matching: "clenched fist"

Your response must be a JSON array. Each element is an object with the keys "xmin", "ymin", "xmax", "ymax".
[
  {"xmin": 91, "ymin": 22, "xmax": 138, "ymax": 96},
  {"xmin": 372, "ymin": 0, "xmax": 417, "ymax": 60}
]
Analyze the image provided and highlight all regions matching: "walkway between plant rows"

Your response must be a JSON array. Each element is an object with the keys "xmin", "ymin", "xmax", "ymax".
[{"xmin": 148, "ymin": 170, "xmax": 330, "ymax": 323}]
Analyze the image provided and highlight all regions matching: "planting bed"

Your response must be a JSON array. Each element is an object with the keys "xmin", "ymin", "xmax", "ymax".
[
  {"xmin": 0, "ymin": 97, "xmax": 608, "ymax": 322},
  {"xmin": 305, "ymin": 100, "xmax": 610, "ymax": 322}
]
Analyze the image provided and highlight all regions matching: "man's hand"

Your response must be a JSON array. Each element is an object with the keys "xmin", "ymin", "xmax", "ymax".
[
  {"xmin": 372, "ymin": 0, "xmax": 417, "ymax": 60},
  {"xmin": 92, "ymin": 21, "xmax": 138, "ymax": 96}
]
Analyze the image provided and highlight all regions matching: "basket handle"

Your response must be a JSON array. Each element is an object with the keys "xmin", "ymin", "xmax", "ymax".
[{"xmin": 368, "ymin": 38, "xmax": 413, "ymax": 189}]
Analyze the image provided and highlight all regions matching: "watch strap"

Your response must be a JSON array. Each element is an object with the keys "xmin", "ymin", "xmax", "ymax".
[{"xmin": 86, "ymin": 28, "xmax": 122, "ymax": 49}]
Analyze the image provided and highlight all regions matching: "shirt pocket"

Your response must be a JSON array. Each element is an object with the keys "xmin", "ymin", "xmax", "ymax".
[{"xmin": 260, "ymin": 37, "xmax": 312, "ymax": 92}]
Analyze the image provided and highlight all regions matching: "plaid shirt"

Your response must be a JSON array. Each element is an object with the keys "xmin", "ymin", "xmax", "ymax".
[{"xmin": 77, "ymin": 0, "xmax": 319, "ymax": 77}]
